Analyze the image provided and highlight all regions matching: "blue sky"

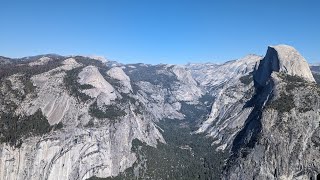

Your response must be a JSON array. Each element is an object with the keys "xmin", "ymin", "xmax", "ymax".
[{"xmin": 0, "ymin": 0, "xmax": 319, "ymax": 64}]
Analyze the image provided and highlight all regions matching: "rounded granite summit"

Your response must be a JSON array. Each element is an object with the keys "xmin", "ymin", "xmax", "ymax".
[{"xmin": 254, "ymin": 44, "xmax": 315, "ymax": 86}]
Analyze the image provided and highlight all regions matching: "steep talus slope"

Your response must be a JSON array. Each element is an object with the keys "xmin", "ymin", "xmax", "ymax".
[{"xmin": 223, "ymin": 45, "xmax": 320, "ymax": 180}]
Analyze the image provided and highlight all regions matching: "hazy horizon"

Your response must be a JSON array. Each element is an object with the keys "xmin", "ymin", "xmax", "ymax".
[{"xmin": 1, "ymin": 0, "xmax": 319, "ymax": 64}]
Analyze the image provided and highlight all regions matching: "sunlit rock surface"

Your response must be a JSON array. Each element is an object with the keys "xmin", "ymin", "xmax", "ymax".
[
  {"xmin": 254, "ymin": 45, "xmax": 315, "ymax": 86},
  {"xmin": 0, "ymin": 45, "xmax": 319, "ymax": 180}
]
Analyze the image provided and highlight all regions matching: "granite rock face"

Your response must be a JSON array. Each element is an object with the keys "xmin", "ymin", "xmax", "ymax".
[
  {"xmin": 222, "ymin": 45, "xmax": 320, "ymax": 180},
  {"xmin": 0, "ymin": 56, "xmax": 202, "ymax": 180},
  {"xmin": 191, "ymin": 55, "xmax": 262, "ymax": 151},
  {"xmin": 254, "ymin": 45, "xmax": 315, "ymax": 86},
  {"xmin": 0, "ymin": 57, "xmax": 166, "ymax": 180},
  {"xmin": 0, "ymin": 45, "xmax": 319, "ymax": 180}
]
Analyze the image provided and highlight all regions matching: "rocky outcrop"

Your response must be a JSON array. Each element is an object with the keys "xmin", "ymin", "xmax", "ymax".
[
  {"xmin": 0, "ymin": 45, "xmax": 318, "ymax": 180},
  {"xmin": 0, "ymin": 57, "xmax": 165, "ymax": 180},
  {"xmin": 223, "ymin": 45, "xmax": 320, "ymax": 180},
  {"xmin": 0, "ymin": 55, "xmax": 206, "ymax": 180},
  {"xmin": 254, "ymin": 45, "xmax": 315, "ymax": 86},
  {"xmin": 29, "ymin": 57, "xmax": 52, "ymax": 66},
  {"xmin": 187, "ymin": 54, "xmax": 262, "ymax": 87},
  {"xmin": 78, "ymin": 65, "xmax": 117, "ymax": 105},
  {"xmin": 224, "ymin": 77, "xmax": 320, "ymax": 180},
  {"xmin": 106, "ymin": 67, "xmax": 132, "ymax": 94},
  {"xmin": 193, "ymin": 55, "xmax": 262, "ymax": 150}
]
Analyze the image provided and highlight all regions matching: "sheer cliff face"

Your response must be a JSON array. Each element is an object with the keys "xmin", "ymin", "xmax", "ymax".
[
  {"xmin": 0, "ymin": 57, "xmax": 203, "ymax": 180},
  {"xmin": 254, "ymin": 45, "xmax": 315, "ymax": 87},
  {"xmin": 223, "ymin": 45, "xmax": 320, "ymax": 180},
  {"xmin": 0, "ymin": 57, "xmax": 166, "ymax": 180},
  {"xmin": 225, "ymin": 79, "xmax": 320, "ymax": 180},
  {"xmin": 190, "ymin": 55, "xmax": 263, "ymax": 151},
  {"xmin": 0, "ymin": 45, "xmax": 318, "ymax": 180}
]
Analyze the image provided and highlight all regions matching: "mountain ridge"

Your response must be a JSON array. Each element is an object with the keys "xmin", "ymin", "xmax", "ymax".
[{"xmin": 0, "ymin": 45, "xmax": 319, "ymax": 180}]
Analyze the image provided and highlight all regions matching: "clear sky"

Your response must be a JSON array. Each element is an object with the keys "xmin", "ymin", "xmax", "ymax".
[{"xmin": 0, "ymin": 0, "xmax": 319, "ymax": 64}]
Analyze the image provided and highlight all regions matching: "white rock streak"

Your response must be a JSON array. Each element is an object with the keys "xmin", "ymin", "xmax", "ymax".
[
  {"xmin": 78, "ymin": 66, "xmax": 117, "ymax": 105},
  {"xmin": 107, "ymin": 67, "xmax": 132, "ymax": 93}
]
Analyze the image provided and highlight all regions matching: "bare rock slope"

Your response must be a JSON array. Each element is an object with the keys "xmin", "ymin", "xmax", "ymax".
[
  {"xmin": 0, "ymin": 44, "xmax": 319, "ymax": 180},
  {"xmin": 254, "ymin": 45, "xmax": 315, "ymax": 86},
  {"xmin": 223, "ymin": 45, "xmax": 320, "ymax": 180}
]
